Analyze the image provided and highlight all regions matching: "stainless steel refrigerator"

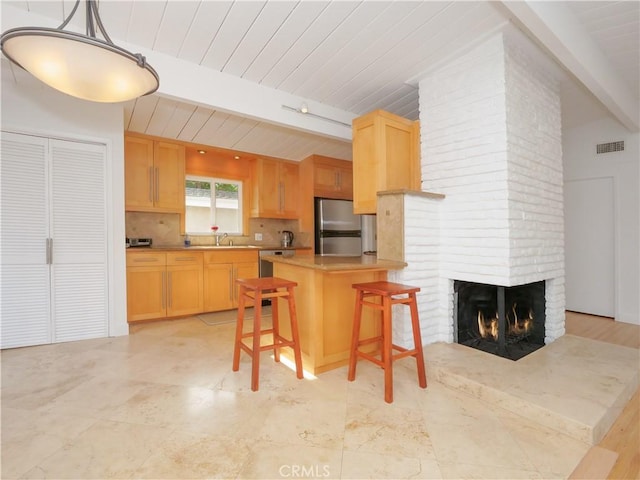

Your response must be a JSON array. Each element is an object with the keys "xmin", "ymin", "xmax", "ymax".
[{"xmin": 315, "ymin": 198, "xmax": 365, "ymax": 256}]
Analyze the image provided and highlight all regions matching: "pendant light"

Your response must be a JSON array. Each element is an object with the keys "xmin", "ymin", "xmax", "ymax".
[{"xmin": 1, "ymin": 0, "xmax": 159, "ymax": 103}]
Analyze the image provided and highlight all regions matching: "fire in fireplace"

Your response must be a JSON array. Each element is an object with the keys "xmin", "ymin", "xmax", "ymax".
[{"xmin": 454, "ymin": 280, "xmax": 545, "ymax": 360}]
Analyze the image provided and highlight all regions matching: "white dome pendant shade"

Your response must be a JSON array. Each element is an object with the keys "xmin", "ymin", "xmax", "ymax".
[{"xmin": 1, "ymin": 0, "xmax": 159, "ymax": 103}]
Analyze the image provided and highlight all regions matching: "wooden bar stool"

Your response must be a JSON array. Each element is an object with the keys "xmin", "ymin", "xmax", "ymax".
[
  {"xmin": 232, "ymin": 277, "xmax": 303, "ymax": 391},
  {"xmin": 348, "ymin": 281, "xmax": 427, "ymax": 403}
]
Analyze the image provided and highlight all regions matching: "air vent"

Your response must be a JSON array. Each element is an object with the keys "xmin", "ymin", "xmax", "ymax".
[{"xmin": 596, "ymin": 141, "xmax": 624, "ymax": 154}]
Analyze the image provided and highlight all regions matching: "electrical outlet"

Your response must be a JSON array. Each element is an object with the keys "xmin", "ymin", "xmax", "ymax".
[{"xmin": 254, "ymin": 233, "xmax": 263, "ymax": 241}]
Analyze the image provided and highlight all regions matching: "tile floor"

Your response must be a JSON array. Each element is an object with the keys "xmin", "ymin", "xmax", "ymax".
[{"xmin": 2, "ymin": 314, "xmax": 638, "ymax": 479}]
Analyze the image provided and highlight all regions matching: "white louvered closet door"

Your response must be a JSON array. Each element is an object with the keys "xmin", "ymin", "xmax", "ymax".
[
  {"xmin": 50, "ymin": 139, "xmax": 107, "ymax": 342},
  {"xmin": 0, "ymin": 132, "xmax": 108, "ymax": 349},
  {"xmin": 1, "ymin": 132, "xmax": 52, "ymax": 348}
]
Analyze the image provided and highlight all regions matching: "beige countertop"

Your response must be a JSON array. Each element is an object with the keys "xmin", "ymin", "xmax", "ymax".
[
  {"xmin": 262, "ymin": 254, "xmax": 407, "ymax": 272},
  {"xmin": 127, "ymin": 245, "xmax": 311, "ymax": 252}
]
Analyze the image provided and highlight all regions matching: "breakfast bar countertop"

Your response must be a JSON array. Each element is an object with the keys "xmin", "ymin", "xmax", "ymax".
[{"xmin": 262, "ymin": 254, "xmax": 407, "ymax": 272}]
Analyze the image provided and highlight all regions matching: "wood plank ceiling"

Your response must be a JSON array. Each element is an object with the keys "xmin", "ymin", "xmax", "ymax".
[{"xmin": 3, "ymin": 1, "xmax": 638, "ymax": 162}]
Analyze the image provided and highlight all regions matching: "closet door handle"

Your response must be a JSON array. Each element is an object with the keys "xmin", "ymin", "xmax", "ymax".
[
  {"xmin": 45, "ymin": 238, "xmax": 51, "ymax": 265},
  {"xmin": 168, "ymin": 272, "xmax": 172, "ymax": 308}
]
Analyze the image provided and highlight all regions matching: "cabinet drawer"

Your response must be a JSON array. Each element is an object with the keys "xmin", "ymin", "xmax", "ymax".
[
  {"xmin": 126, "ymin": 252, "xmax": 166, "ymax": 266},
  {"xmin": 166, "ymin": 252, "xmax": 203, "ymax": 266},
  {"xmin": 204, "ymin": 250, "xmax": 258, "ymax": 264}
]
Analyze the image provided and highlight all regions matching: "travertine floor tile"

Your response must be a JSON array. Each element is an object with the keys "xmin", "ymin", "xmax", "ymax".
[{"xmin": 1, "ymin": 316, "xmax": 635, "ymax": 479}]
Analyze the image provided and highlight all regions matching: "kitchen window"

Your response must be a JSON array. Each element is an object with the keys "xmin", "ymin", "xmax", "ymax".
[{"xmin": 185, "ymin": 175, "xmax": 243, "ymax": 235}]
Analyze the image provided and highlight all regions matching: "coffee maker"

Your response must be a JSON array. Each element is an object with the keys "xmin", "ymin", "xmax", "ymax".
[{"xmin": 281, "ymin": 230, "xmax": 294, "ymax": 247}]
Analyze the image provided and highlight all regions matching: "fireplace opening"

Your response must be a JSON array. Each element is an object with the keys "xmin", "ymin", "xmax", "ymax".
[{"xmin": 454, "ymin": 280, "xmax": 545, "ymax": 360}]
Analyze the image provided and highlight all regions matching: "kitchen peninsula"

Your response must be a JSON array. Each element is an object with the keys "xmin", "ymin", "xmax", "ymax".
[{"xmin": 263, "ymin": 254, "xmax": 407, "ymax": 374}]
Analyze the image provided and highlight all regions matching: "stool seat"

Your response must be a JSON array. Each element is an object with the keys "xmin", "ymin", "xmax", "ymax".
[
  {"xmin": 348, "ymin": 281, "xmax": 427, "ymax": 403},
  {"xmin": 232, "ymin": 277, "xmax": 303, "ymax": 391}
]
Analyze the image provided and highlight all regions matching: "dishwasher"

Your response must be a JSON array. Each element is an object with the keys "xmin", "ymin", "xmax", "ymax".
[{"xmin": 259, "ymin": 249, "xmax": 295, "ymax": 305}]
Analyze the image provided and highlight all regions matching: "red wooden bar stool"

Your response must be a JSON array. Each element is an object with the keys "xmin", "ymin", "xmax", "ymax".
[
  {"xmin": 232, "ymin": 277, "xmax": 303, "ymax": 391},
  {"xmin": 348, "ymin": 281, "xmax": 427, "ymax": 403}
]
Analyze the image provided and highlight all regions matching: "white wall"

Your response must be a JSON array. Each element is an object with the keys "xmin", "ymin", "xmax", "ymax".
[
  {"xmin": 1, "ymin": 66, "xmax": 128, "ymax": 337},
  {"xmin": 563, "ymin": 116, "xmax": 640, "ymax": 325}
]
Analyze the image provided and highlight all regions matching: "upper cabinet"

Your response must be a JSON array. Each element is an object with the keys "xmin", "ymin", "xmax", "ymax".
[
  {"xmin": 124, "ymin": 135, "xmax": 185, "ymax": 213},
  {"xmin": 307, "ymin": 155, "xmax": 353, "ymax": 200},
  {"xmin": 351, "ymin": 110, "xmax": 421, "ymax": 214},
  {"xmin": 251, "ymin": 158, "xmax": 299, "ymax": 219}
]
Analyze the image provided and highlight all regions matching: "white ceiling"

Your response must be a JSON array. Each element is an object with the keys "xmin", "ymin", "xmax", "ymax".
[{"xmin": 2, "ymin": 1, "xmax": 638, "ymax": 162}]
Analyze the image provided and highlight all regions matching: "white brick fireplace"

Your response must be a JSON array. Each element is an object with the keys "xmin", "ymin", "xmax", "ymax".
[{"xmin": 386, "ymin": 24, "xmax": 565, "ymax": 350}]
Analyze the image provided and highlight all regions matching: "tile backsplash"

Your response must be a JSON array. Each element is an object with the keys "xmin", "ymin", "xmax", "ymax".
[{"xmin": 125, "ymin": 212, "xmax": 310, "ymax": 248}]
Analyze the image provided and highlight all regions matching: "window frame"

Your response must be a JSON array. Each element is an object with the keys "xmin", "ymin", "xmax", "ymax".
[{"xmin": 185, "ymin": 174, "xmax": 243, "ymax": 235}]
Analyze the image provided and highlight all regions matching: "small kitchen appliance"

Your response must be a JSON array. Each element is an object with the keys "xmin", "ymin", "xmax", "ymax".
[
  {"xmin": 281, "ymin": 230, "xmax": 294, "ymax": 248},
  {"xmin": 126, "ymin": 237, "xmax": 152, "ymax": 248}
]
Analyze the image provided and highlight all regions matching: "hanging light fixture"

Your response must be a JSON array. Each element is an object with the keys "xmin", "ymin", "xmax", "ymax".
[{"xmin": 0, "ymin": 0, "xmax": 159, "ymax": 103}]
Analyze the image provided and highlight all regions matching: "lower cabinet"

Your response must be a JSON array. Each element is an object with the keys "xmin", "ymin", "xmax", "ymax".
[
  {"xmin": 126, "ymin": 251, "xmax": 203, "ymax": 322},
  {"xmin": 126, "ymin": 249, "xmax": 258, "ymax": 322},
  {"xmin": 204, "ymin": 251, "xmax": 259, "ymax": 311}
]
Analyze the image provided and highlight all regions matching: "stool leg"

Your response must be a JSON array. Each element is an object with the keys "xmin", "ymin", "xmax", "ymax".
[
  {"xmin": 232, "ymin": 285, "xmax": 246, "ymax": 372},
  {"xmin": 348, "ymin": 289, "xmax": 364, "ymax": 381},
  {"xmin": 409, "ymin": 292, "xmax": 427, "ymax": 389},
  {"xmin": 271, "ymin": 290, "xmax": 280, "ymax": 363},
  {"xmin": 251, "ymin": 292, "xmax": 263, "ymax": 391},
  {"xmin": 382, "ymin": 295, "xmax": 393, "ymax": 403},
  {"xmin": 286, "ymin": 286, "xmax": 303, "ymax": 379}
]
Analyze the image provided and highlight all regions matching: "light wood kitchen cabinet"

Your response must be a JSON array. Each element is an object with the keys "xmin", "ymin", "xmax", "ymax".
[
  {"xmin": 203, "ymin": 250, "xmax": 258, "ymax": 311},
  {"xmin": 352, "ymin": 110, "xmax": 421, "ymax": 214},
  {"xmin": 309, "ymin": 155, "xmax": 353, "ymax": 200},
  {"xmin": 251, "ymin": 158, "xmax": 299, "ymax": 219},
  {"xmin": 124, "ymin": 135, "xmax": 186, "ymax": 213},
  {"xmin": 166, "ymin": 252, "xmax": 204, "ymax": 317},
  {"xmin": 126, "ymin": 251, "xmax": 203, "ymax": 322}
]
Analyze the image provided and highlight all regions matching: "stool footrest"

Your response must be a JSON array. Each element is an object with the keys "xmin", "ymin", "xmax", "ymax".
[
  {"xmin": 356, "ymin": 336, "xmax": 382, "ymax": 347},
  {"xmin": 240, "ymin": 329, "xmax": 274, "ymax": 339},
  {"xmin": 239, "ymin": 337, "xmax": 297, "ymax": 354},
  {"xmin": 244, "ymin": 290, "xmax": 291, "ymax": 300}
]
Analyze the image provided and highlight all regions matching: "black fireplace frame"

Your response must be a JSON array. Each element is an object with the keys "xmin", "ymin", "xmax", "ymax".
[{"xmin": 454, "ymin": 280, "xmax": 546, "ymax": 360}]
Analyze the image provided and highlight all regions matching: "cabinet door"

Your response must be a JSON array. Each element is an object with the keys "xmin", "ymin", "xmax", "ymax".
[
  {"xmin": 280, "ymin": 161, "xmax": 299, "ymax": 218},
  {"xmin": 336, "ymin": 166, "xmax": 353, "ymax": 198},
  {"xmin": 352, "ymin": 118, "xmax": 378, "ymax": 214},
  {"xmin": 254, "ymin": 159, "xmax": 281, "ymax": 217},
  {"xmin": 167, "ymin": 264, "xmax": 203, "ymax": 317},
  {"xmin": 313, "ymin": 160, "xmax": 353, "ymax": 200},
  {"xmin": 127, "ymin": 266, "xmax": 166, "ymax": 322},
  {"xmin": 313, "ymin": 163, "xmax": 340, "ymax": 197},
  {"xmin": 233, "ymin": 261, "xmax": 259, "ymax": 306},
  {"xmin": 203, "ymin": 264, "xmax": 234, "ymax": 312},
  {"xmin": 124, "ymin": 136, "xmax": 154, "ymax": 209},
  {"xmin": 154, "ymin": 142, "xmax": 185, "ymax": 211}
]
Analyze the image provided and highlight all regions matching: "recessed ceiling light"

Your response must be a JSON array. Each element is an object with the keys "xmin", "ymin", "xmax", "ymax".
[
  {"xmin": 234, "ymin": 155, "xmax": 240, "ymax": 160},
  {"xmin": 198, "ymin": 150, "xmax": 206, "ymax": 154}
]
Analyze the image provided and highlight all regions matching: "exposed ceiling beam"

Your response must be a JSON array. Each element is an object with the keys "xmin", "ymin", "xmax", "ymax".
[
  {"xmin": 500, "ymin": 1, "xmax": 639, "ymax": 132},
  {"xmin": 131, "ymin": 45, "xmax": 355, "ymax": 142}
]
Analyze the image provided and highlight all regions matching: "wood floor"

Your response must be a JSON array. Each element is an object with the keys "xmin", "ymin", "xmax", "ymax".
[{"xmin": 566, "ymin": 311, "xmax": 640, "ymax": 479}]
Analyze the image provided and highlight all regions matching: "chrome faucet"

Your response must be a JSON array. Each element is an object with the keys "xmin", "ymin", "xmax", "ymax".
[{"xmin": 215, "ymin": 232, "xmax": 228, "ymax": 246}]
